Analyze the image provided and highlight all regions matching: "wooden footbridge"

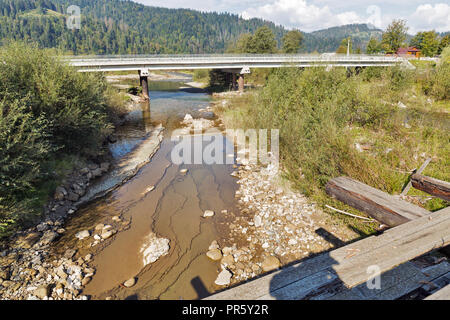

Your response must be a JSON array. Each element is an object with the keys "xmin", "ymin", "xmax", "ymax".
[{"xmin": 205, "ymin": 173, "xmax": 450, "ymax": 300}]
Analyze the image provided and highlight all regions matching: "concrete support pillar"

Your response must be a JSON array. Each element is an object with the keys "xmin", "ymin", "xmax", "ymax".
[
  {"xmin": 238, "ymin": 74, "xmax": 244, "ymax": 92},
  {"xmin": 139, "ymin": 69, "xmax": 150, "ymax": 100}
]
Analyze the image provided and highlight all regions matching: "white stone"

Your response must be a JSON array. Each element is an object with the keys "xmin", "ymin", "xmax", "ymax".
[
  {"xmin": 75, "ymin": 230, "xmax": 90, "ymax": 240},
  {"xmin": 123, "ymin": 278, "xmax": 136, "ymax": 288},
  {"xmin": 140, "ymin": 233, "xmax": 170, "ymax": 266},
  {"xmin": 203, "ymin": 210, "xmax": 215, "ymax": 217},
  {"xmin": 214, "ymin": 268, "xmax": 232, "ymax": 286}
]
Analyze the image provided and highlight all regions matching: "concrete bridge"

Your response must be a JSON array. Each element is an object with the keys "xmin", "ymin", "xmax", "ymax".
[{"xmin": 66, "ymin": 54, "xmax": 405, "ymax": 99}]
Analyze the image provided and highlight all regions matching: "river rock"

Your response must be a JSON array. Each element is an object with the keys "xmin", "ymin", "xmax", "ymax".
[
  {"xmin": 34, "ymin": 285, "xmax": 50, "ymax": 299},
  {"xmin": 206, "ymin": 249, "xmax": 222, "ymax": 261},
  {"xmin": 100, "ymin": 162, "xmax": 110, "ymax": 173},
  {"xmin": 64, "ymin": 249, "xmax": 77, "ymax": 259},
  {"xmin": 15, "ymin": 232, "xmax": 41, "ymax": 249},
  {"xmin": 203, "ymin": 210, "xmax": 215, "ymax": 217},
  {"xmin": 208, "ymin": 240, "xmax": 220, "ymax": 250},
  {"xmin": 123, "ymin": 277, "xmax": 136, "ymax": 288},
  {"xmin": 221, "ymin": 254, "xmax": 234, "ymax": 266},
  {"xmin": 40, "ymin": 231, "xmax": 59, "ymax": 245},
  {"xmin": 180, "ymin": 168, "xmax": 188, "ymax": 174},
  {"xmin": 66, "ymin": 191, "xmax": 80, "ymax": 202},
  {"xmin": 95, "ymin": 224, "xmax": 105, "ymax": 231},
  {"xmin": 101, "ymin": 230, "xmax": 113, "ymax": 240},
  {"xmin": 36, "ymin": 223, "xmax": 49, "ymax": 232},
  {"xmin": 254, "ymin": 215, "xmax": 262, "ymax": 227},
  {"xmin": 261, "ymin": 256, "xmax": 280, "ymax": 272},
  {"xmin": 75, "ymin": 230, "xmax": 90, "ymax": 240},
  {"xmin": 183, "ymin": 114, "xmax": 193, "ymax": 124},
  {"xmin": 54, "ymin": 186, "xmax": 67, "ymax": 201},
  {"xmin": 92, "ymin": 168, "xmax": 103, "ymax": 178},
  {"xmin": 140, "ymin": 233, "xmax": 170, "ymax": 266},
  {"xmin": 214, "ymin": 268, "xmax": 232, "ymax": 286}
]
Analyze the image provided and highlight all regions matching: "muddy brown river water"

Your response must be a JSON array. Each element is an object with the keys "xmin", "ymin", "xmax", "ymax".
[{"xmin": 52, "ymin": 80, "xmax": 242, "ymax": 299}]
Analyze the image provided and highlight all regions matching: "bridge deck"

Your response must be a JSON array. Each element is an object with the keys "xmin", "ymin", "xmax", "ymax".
[{"xmin": 65, "ymin": 54, "xmax": 404, "ymax": 72}]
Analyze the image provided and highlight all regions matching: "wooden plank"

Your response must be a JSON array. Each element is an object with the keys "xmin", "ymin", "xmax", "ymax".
[
  {"xmin": 326, "ymin": 176, "xmax": 430, "ymax": 226},
  {"xmin": 332, "ymin": 213, "xmax": 450, "ymax": 288},
  {"xmin": 401, "ymin": 158, "xmax": 431, "ymax": 196},
  {"xmin": 425, "ymin": 284, "xmax": 450, "ymax": 300},
  {"xmin": 257, "ymin": 269, "xmax": 338, "ymax": 300},
  {"xmin": 204, "ymin": 254, "xmax": 337, "ymax": 300},
  {"xmin": 411, "ymin": 174, "xmax": 450, "ymax": 201}
]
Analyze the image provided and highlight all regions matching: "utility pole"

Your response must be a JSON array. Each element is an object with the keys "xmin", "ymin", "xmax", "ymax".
[{"xmin": 347, "ymin": 38, "xmax": 350, "ymax": 56}]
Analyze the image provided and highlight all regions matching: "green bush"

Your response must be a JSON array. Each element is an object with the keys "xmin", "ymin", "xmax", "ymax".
[{"xmin": 0, "ymin": 42, "xmax": 124, "ymax": 235}]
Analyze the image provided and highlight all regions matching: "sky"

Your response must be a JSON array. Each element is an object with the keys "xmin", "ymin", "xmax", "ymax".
[{"xmin": 134, "ymin": 0, "xmax": 450, "ymax": 33}]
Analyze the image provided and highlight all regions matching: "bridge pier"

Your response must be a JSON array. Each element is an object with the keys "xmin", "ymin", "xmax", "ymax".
[
  {"xmin": 139, "ymin": 69, "xmax": 150, "ymax": 100},
  {"xmin": 238, "ymin": 74, "xmax": 244, "ymax": 92}
]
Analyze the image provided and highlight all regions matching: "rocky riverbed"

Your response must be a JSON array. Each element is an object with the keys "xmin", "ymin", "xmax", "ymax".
[
  {"xmin": 205, "ymin": 91, "xmax": 359, "ymax": 288},
  {"xmin": 0, "ymin": 96, "xmax": 164, "ymax": 300}
]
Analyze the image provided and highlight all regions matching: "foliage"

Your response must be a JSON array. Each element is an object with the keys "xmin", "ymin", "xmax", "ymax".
[
  {"xmin": 0, "ymin": 42, "xmax": 124, "ymax": 235},
  {"xmin": 282, "ymin": 30, "xmax": 303, "ymax": 53},
  {"xmin": 336, "ymin": 37, "xmax": 352, "ymax": 54},
  {"xmin": 439, "ymin": 35, "xmax": 450, "ymax": 54},
  {"xmin": 366, "ymin": 37, "xmax": 382, "ymax": 54},
  {"xmin": 410, "ymin": 31, "xmax": 440, "ymax": 57},
  {"xmin": 219, "ymin": 66, "xmax": 449, "ymax": 233},
  {"xmin": 0, "ymin": 0, "xmax": 286, "ymax": 54},
  {"xmin": 382, "ymin": 19, "xmax": 408, "ymax": 53},
  {"xmin": 229, "ymin": 26, "xmax": 278, "ymax": 54}
]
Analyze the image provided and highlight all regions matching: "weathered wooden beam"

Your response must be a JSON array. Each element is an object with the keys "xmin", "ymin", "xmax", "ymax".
[
  {"xmin": 401, "ymin": 158, "xmax": 431, "ymax": 196},
  {"xmin": 325, "ymin": 176, "xmax": 430, "ymax": 227},
  {"xmin": 425, "ymin": 284, "xmax": 450, "ymax": 300},
  {"xmin": 205, "ymin": 207, "xmax": 450, "ymax": 300},
  {"xmin": 411, "ymin": 174, "xmax": 450, "ymax": 201}
]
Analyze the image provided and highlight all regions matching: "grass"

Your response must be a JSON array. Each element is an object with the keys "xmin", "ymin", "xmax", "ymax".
[{"xmin": 215, "ymin": 65, "xmax": 449, "ymax": 236}]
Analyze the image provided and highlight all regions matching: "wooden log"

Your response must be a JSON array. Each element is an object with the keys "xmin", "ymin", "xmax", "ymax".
[
  {"xmin": 326, "ymin": 176, "xmax": 430, "ymax": 227},
  {"xmin": 411, "ymin": 174, "xmax": 450, "ymax": 201},
  {"xmin": 400, "ymin": 158, "xmax": 431, "ymax": 196}
]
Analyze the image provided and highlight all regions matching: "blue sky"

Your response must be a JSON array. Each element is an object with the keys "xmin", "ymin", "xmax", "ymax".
[{"xmin": 134, "ymin": 0, "xmax": 450, "ymax": 33}]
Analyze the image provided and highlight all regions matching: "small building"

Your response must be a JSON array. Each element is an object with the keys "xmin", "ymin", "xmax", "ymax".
[{"xmin": 396, "ymin": 46, "xmax": 421, "ymax": 58}]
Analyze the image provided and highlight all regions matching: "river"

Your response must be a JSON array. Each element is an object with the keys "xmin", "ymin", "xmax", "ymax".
[{"xmin": 51, "ymin": 78, "xmax": 242, "ymax": 299}]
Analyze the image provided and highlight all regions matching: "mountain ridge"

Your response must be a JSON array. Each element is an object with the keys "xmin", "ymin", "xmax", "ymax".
[{"xmin": 0, "ymin": 0, "xmax": 430, "ymax": 54}]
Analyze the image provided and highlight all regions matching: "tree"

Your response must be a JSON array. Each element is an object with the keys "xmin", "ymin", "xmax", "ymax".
[
  {"xmin": 282, "ymin": 30, "xmax": 303, "ymax": 53},
  {"xmin": 382, "ymin": 19, "xmax": 408, "ymax": 53},
  {"xmin": 410, "ymin": 31, "xmax": 440, "ymax": 57},
  {"xmin": 438, "ymin": 34, "xmax": 450, "ymax": 54},
  {"xmin": 249, "ymin": 26, "xmax": 277, "ymax": 54},
  {"xmin": 336, "ymin": 37, "xmax": 352, "ymax": 54},
  {"xmin": 366, "ymin": 37, "xmax": 382, "ymax": 54}
]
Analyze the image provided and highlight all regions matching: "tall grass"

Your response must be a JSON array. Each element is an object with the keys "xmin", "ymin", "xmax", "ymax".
[{"xmin": 218, "ymin": 65, "xmax": 449, "ymax": 234}]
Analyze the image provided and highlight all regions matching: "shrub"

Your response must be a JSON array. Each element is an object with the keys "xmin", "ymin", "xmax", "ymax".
[{"xmin": 0, "ymin": 42, "xmax": 124, "ymax": 235}]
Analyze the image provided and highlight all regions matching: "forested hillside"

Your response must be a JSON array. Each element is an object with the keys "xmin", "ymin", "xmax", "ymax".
[
  {"xmin": 301, "ymin": 24, "xmax": 383, "ymax": 53},
  {"xmin": 0, "ymin": 0, "xmax": 286, "ymax": 54}
]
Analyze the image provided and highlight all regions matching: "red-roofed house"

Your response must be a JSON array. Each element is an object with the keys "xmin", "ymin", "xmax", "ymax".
[{"xmin": 396, "ymin": 47, "xmax": 421, "ymax": 58}]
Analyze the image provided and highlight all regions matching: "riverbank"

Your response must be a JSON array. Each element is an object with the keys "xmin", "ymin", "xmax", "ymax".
[{"xmin": 0, "ymin": 91, "xmax": 164, "ymax": 299}]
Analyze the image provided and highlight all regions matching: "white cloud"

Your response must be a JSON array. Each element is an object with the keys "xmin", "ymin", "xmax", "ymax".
[
  {"xmin": 241, "ymin": 0, "xmax": 366, "ymax": 32},
  {"xmin": 410, "ymin": 3, "xmax": 450, "ymax": 33}
]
